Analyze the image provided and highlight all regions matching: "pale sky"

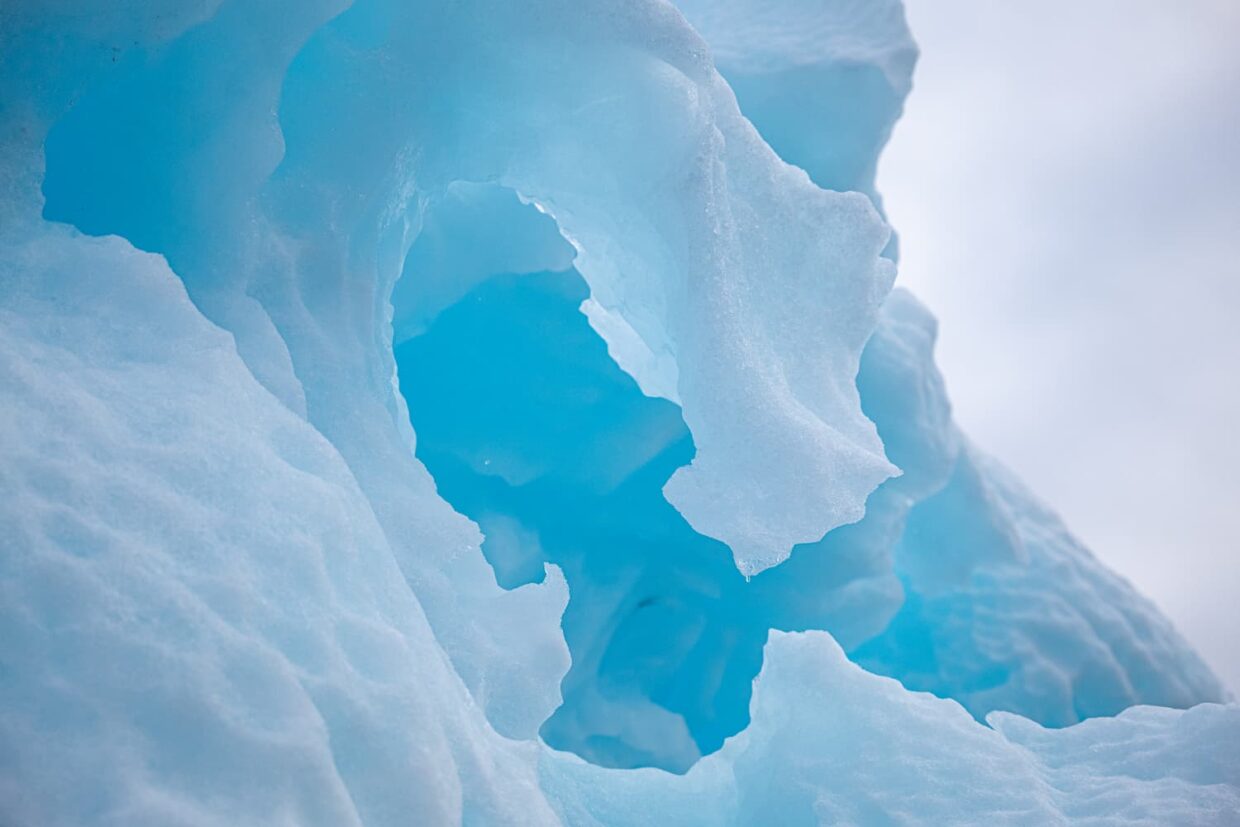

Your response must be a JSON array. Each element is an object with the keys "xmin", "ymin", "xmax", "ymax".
[{"xmin": 880, "ymin": 0, "xmax": 1240, "ymax": 693}]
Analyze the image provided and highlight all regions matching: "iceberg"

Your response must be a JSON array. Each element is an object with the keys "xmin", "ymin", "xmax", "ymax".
[{"xmin": 0, "ymin": 0, "xmax": 1234, "ymax": 824}]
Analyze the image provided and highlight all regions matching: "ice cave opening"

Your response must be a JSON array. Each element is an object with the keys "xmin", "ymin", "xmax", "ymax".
[{"xmin": 391, "ymin": 182, "xmax": 765, "ymax": 772}]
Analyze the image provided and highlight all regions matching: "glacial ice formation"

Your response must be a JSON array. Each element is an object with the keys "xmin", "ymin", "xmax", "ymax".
[{"xmin": 0, "ymin": 0, "xmax": 1236, "ymax": 824}]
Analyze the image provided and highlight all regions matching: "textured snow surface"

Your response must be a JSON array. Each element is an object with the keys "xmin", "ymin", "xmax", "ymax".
[{"xmin": 1, "ymin": 0, "xmax": 1236, "ymax": 823}]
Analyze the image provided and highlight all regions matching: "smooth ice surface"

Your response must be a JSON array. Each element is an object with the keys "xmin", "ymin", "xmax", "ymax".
[{"xmin": 1, "ymin": 0, "xmax": 1236, "ymax": 823}]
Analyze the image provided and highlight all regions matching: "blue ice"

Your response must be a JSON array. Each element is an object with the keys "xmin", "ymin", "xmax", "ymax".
[{"xmin": 0, "ymin": 0, "xmax": 1234, "ymax": 823}]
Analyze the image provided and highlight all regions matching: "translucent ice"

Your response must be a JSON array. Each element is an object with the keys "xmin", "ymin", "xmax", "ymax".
[
  {"xmin": 0, "ymin": 0, "xmax": 1235, "ymax": 823},
  {"xmin": 677, "ymin": 0, "xmax": 916, "ymax": 209}
]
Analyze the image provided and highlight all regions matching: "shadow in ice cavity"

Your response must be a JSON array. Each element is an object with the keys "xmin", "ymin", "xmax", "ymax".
[{"xmin": 396, "ymin": 266, "xmax": 766, "ymax": 772}]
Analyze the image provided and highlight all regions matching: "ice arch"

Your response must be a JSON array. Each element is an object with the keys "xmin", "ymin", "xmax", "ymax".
[{"xmin": 388, "ymin": 180, "xmax": 1224, "ymax": 771}]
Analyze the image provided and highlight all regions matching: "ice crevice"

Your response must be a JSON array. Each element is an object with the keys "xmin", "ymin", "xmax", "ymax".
[{"xmin": 1, "ymin": 0, "xmax": 1237, "ymax": 823}]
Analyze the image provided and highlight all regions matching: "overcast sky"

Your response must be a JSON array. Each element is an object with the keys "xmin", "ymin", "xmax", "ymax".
[{"xmin": 880, "ymin": 0, "xmax": 1240, "ymax": 693}]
